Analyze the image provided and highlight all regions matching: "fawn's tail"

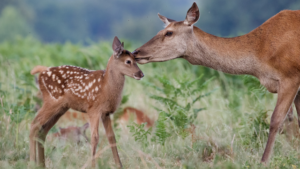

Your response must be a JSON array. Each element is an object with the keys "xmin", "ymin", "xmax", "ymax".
[{"xmin": 31, "ymin": 65, "xmax": 48, "ymax": 75}]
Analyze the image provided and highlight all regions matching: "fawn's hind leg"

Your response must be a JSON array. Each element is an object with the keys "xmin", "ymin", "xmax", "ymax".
[
  {"xmin": 29, "ymin": 101, "xmax": 67, "ymax": 167},
  {"xmin": 36, "ymin": 107, "xmax": 68, "ymax": 166}
]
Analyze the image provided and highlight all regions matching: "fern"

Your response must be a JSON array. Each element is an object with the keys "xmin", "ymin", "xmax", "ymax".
[
  {"xmin": 153, "ymin": 112, "xmax": 171, "ymax": 145},
  {"xmin": 127, "ymin": 123, "xmax": 152, "ymax": 148}
]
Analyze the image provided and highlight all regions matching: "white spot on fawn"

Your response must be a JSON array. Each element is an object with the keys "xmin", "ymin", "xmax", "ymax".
[
  {"xmin": 95, "ymin": 86, "xmax": 98, "ymax": 92},
  {"xmin": 47, "ymin": 71, "xmax": 52, "ymax": 77},
  {"xmin": 58, "ymin": 80, "xmax": 61, "ymax": 84}
]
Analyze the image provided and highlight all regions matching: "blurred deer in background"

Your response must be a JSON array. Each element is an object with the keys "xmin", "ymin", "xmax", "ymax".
[
  {"xmin": 119, "ymin": 107, "xmax": 153, "ymax": 128},
  {"xmin": 29, "ymin": 36, "xmax": 144, "ymax": 168},
  {"xmin": 134, "ymin": 2, "xmax": 300, "ymax": 163},
  {"xmin": 49, "ymin": 123, "xmax": 90, "ymax": 144}
]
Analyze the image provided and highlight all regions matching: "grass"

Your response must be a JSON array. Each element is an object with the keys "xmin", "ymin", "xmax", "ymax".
[{"xmin": 0, "ymin": 37, "xmax": 299, "ymax": 168}]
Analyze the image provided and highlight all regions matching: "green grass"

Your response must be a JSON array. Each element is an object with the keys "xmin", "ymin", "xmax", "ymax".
[{"xmin": 0, "ymin": 37, "xmax": 299, "ymax": 168}]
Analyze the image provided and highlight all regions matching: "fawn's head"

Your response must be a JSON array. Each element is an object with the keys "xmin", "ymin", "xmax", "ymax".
[
  {"xmin": 111, "ymin": 36, "xmax": 144, "ymax": 80},
  {"xmin": 133, "ymin": 2, "xmax": 200, "ymax": 64}
]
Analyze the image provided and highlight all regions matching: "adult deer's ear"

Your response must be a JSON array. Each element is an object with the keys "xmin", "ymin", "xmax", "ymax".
[
  {"xmin": 158, "ymin": 13, "xmax": 176, "ymax": 27},
  {"xmin": 112, "ymin": 36, "xmax": 124, "ymax": 58},
  {"xmin": 184, "ymin": 2, "xmax": 200, "ymax": 26}
]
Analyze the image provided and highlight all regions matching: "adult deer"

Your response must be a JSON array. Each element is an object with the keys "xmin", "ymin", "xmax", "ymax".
[
  {"xmin": 30, "ymin": 36, "xmax": 144, "ymax": 168},
  {"xmin": 133, "ymin": 2, "xmax": 300, "ymax": 163}
]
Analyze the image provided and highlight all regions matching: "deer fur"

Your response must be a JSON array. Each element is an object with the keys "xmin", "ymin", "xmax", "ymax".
[
  {"xmin": 49, "ymin": 123, "xmax": 90, "ymax": 144},
  {"xmin": 119, "ymin": 107, "xmax": 153, "ymax": 128},
  {"xmin": 133, "ymin": 2, "xmax": 300, "ymax": 163},
  {"xmin": 29, "ymin": 36, "xmax": 144, "ymax": 168}
]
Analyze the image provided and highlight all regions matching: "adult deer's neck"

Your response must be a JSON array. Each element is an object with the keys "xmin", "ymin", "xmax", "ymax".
[{"xmin": 184, "ymin": 26, "xmax": 259, "ymax": 76}]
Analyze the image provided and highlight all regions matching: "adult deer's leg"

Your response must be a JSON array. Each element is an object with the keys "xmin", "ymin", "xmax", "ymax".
[
  {"xmin": 88, "ymin": 112, "xmax": 101, "ymax": 168},
  {"xmin": 36, "ymin": 107, "xmax": 68, "ymax": 166},
  {"xmin": 294, "ymin": 91, "xmax": 300, "ymax": 128},
  {"xmin": 102, "ymin": 113, "xmax": 122, "ymax": 168},
  {"xmin": 261, "ymin": 81, "xmax": 299, "ymax": 163}
]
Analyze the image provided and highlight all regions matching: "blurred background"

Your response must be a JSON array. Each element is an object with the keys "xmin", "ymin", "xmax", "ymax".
[
  {"xmin": 1, "ymin": 1, "xmax": 300, "ymax": 168},
  {"xmin": 1, "ymin": 0, "xmax": 300, "ymax": 44}
]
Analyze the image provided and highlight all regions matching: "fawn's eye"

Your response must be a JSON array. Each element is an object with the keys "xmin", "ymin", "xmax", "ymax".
[
  {"xmin": 165, "ymin": 31, "xmax": 173, "ymax": 37},
  {"xmin": 126, "ymin": 60, "xmax": 131, "ymax": 64}
]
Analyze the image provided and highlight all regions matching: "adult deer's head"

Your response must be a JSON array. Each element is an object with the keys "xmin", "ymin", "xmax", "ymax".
[{"xmin": 133, "ymin": 2, "xmax": 200, "ymax": 64}]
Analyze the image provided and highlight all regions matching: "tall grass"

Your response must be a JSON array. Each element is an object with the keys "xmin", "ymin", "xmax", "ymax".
[{"xmin": 0, "ymin": 37, "xmax": 299, "ymax": 168}]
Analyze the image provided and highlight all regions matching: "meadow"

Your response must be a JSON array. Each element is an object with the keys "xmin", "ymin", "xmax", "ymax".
[{"xmin": 0, "ymin": 37, "xmax": 299, "ymax": 169}]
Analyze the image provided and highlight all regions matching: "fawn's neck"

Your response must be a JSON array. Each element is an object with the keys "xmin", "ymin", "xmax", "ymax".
[
  {"xmin": 102, "ymin": 58, "xmax": 125, "ymax": 98},
  {"xmin": 184, "ymin": 27, "xmax": 259, "ymax": 76}
]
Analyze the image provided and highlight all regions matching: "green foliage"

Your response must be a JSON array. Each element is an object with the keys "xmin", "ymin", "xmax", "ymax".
[
  {"xmin": 2, "ymin": 0, "xmax": 300, "ymax": 43},
  {"xmin": 0, "ymin": 6, "xmax": 34, "ymax": 42},
  {"xmin": 127, "ymin": 75, "xmax": 215, "ymax": 146},
  {"xmin": 0, "ymin": 38, "xmax": 299, "ymax": 168},
  {"xmin": 127, "ymin": 123, "xmax": 152, "ymax": 148}
]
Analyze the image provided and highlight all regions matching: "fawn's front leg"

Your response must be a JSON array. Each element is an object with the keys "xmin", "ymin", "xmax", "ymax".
[
  {"xmin": 102, "ymin": 113, "xmax": 122, "ymax": 168},
  {"xmin": 261, "ymin": 81, "xmax": 299, "ymax": 163},
  {"xmin": 88, "ymin": 113, "xmax": 101, "ymax": 168}
]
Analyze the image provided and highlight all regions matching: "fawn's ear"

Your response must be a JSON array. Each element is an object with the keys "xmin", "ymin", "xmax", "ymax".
[
  {"xmin": 81, "ymin": 123, "xmax": 89, "ymax": 131},
  {"xmin": 184, "ymin": 2, "xmax": 200, "ymax": 26},
  {"xmin": 158, "ymin": 13, "xmax": 176, "ymax": 27},
  {"xmin": 112, "ymin": 36, "xmax": 124, "ymax": 58}
]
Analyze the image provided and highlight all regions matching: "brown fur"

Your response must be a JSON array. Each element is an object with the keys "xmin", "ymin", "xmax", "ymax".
[
  {"xmin": 50, "ymin": 123, "xmax": 89, "ymax": 144},
  {"xmin": 29, "ymin": 37, "xmax": 144, "ymax": 168},
  {"xmin": 31, "ymin": 65, "xmax": 48, "ymax": 75},
  {"xmin": 120, "ymin": 107, "xmax": 153, "ymax": 128},
  {"xmin": 134, "ymin": 2, "xmax": 300, "ymax": 163}
]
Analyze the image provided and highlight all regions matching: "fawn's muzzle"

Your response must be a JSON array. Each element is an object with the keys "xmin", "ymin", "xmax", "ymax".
[{"xmin": 133, "ymin": 71, "xmax": 144, "ymax": 80}]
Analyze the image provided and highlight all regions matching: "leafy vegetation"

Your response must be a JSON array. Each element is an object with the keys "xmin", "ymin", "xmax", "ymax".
[{"xmin": 0, "ymin": 38, "xmax": 299, "ymax": 168}]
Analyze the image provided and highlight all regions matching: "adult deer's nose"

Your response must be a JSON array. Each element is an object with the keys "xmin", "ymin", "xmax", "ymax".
[{"xmin": 132, "ymin": 50, "xmax": 139, "ymax": 56}]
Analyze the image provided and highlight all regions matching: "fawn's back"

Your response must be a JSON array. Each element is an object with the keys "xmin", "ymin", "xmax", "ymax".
[{"xmin": 38, "ymin": 65, "xmax": 105, "ymax": 111}]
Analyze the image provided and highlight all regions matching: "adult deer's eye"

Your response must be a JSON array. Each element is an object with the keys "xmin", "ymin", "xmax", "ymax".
[
  {"xmin": 126, "ymin": 60, "xmax": 131, "ymax": 64},
  {"xmin": 165, "ymin": 31, "xmax": 173, "ymax": 36}
]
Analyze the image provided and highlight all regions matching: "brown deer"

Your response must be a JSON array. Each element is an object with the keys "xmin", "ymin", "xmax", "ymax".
[
  {"xmin": 133, "ymin": 2, "xmax": 300, "ymax": 163},
  {"xmin": 49, "ymin": 123, "xmax": 90, "ymax": 144},
  {"xmin": 29, "ymin": 36, "xmax": 144, "ymax": 168},
  {"xmin": 119, "ymin": 107, "xmax": 154, "ymax": 128}
]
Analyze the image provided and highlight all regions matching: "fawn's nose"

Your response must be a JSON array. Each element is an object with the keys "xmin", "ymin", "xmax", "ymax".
[
  {"xmin": 139, "ymin": 71, "xmax": 144, "ymax": 78},
  {"xmin": 134, "ymin": 71, "xmax": 144, "ymax": 80}
]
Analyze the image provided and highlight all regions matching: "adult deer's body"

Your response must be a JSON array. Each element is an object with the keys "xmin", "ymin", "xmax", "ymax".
[
  {"xmin": 30, "ymin": 37, "xmax": 144, "ymax": 168},
  {"xmin": 134, "ymin": 2, "xmax": 300, "ymax": 163}
]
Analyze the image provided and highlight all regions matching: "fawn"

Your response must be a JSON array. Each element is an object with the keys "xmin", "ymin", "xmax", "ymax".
[
  {"xmin": 29, "ymin": 36, "xmax": 144, "ymax": 168},
  {"xmin": 49, "ymin": 123, "xmax": 90, "ymax": 144}
]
